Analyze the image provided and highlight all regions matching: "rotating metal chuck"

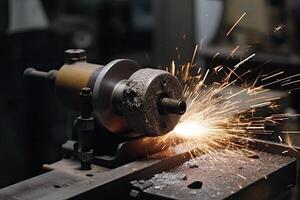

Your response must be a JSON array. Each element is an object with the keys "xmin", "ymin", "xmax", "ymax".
[
  {"xmin": 24, "ymin": 49, "xmax": 186, "ymax": 136},
  {"xmin": 116, "ymin": 69, "xmax": 186, "ymax": 136}
]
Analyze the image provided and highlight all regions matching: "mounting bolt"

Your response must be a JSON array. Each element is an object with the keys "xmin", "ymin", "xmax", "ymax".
[
  {"xmin": 65, "ymin": 49, "xmax": 87, "ymax": 64},
  {"xmin": 80, "ymin": 87, "xmax": 93, "ymax": 118},
  {"xmin": 79, "ymin": 150, "xmax": 93, "ymax": 170}
]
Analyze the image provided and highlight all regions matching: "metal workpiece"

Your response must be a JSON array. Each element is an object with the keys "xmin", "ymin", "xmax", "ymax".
[
  {"xmin": 24, "ymin": 62, "xmax": 186, "ymax": 134},
  {"xmin": 90, "ymin": 58, "xmax": 186, "ymax": 136},
  {"xmin": 23, "ymin": 48, "xmax": 187, "ymax": 171},
  {"xmin": 121, "ymin": 68, "xmax": 183, "ymax": 136},
  {"xmin": 23, "ymin": 49, "xmax": 186, "ymax": 136},
  {"xmin": 22, "ymin": 48, "xmax": 188, "ymax": 172},
  {"xmin": 158, "ymin": 97, "xmax": 187, "ymax": 115},
  {"xmin": 92, "ymin": 59, "xmax": 142, "ymax": 133}
]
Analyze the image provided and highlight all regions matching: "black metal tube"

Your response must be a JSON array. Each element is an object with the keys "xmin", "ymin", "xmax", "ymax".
[
  {"xmin": 78, "ymin": 87, "xmax": 94, "ymax": 170},
  {"xmin": 80, "ymin": 87, "xmax": 93, "ymax": 118},
  {"xmin": 158, "ymin": 97, "xmax": 187, "ymax": 115},
  {"xmin": 24, "ymin": 67, "xmax": 57, "ymax": 81}
]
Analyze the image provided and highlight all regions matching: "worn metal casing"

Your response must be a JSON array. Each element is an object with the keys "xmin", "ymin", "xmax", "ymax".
[{"xmin": 55, "ymin": 61, "xmax": 103, "ymax": 110}]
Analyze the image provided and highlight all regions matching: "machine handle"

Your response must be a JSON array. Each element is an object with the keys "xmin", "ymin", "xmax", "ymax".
[{"xmin": 24, "ymin": 67, "xmax": 57, "ymax": 81}]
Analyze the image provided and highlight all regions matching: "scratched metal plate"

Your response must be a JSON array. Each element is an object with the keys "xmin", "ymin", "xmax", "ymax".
[{"xmin": 131, "ymin": 150, "xmax": 296, "ymax": 200}]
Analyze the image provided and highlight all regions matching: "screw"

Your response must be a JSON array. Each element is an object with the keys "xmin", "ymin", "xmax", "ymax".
[{"xmin": 65, "ymin": 49, "xmax": 87, "ymax": 64}]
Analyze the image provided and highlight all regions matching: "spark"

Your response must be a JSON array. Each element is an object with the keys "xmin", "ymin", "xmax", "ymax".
[
  {"xmin": 213, "ymin": 65, "xmax": 223, "ymax": 74},
  {"xmin": 226, "ymin": 12, "xmax": 246, "ymax": 37},
  {"xmin": 173, "ymin": 121, "xmax": 210, "ymax": 139},
  {"xmin": 191, "ymin": 45, "xmax": 198, "ymax": 66},
  {"xmin": 281, "ymin": 79, "xmax": 300, "ymax": 87},
  {"xmin": 285, "ymin": 134, "xmax": 299, "ymax": 153},
  {"xmin": 261, "ymin": 71, "xmax": 284, "ymax": 81},
  {"xmin": 202, "ymin": 69, "xmax": 210, "ymax": 83},
  {"xmin": 230, "ymin": 45, "xmax": 240, "ymax": 58},
  {"xmin": 171, "ymin": 60, "xmax": 176, "ymax": 76},
  {"xmin": 157, "ymin": 42, "xmax": 300, "ymax": 160},
  {"xmin": 274, "ymin": 24, "xmax": 285, "ymax": 32},
  {"xmin": 226, "ymin": 89, "xmax": 246, "ymax": 100},
  {"xmin": 213, "ymin": 52, "xmax": 220, "ymax": 60},
  {"xmin": 278, "ymin": 136, "xmax": 283, "ymax": 143},
  {"xmin": 245, "ymin": 96, "xmax": 267, "ymax": 103},
  {"xmin": 282, "ymin": 150, "xmax": 289, "ymax": 154},
  {"xmin": 250, "ymin": 102, "xmax": 271, "ymax": 109},
  {"xmin": 234, "ymin": 54, "xmax": 255, "ymax": 69},
  {"xmin": 261, "ymin": 74, "xmax": 300, "ymax": 88},
  {"xmin": 282, "ymin": 131, "xmax": 300, "ymax": 134}
]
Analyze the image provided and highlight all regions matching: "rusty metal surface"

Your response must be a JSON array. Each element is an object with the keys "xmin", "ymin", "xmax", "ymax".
[
  {"xmin": 43, "ymin": 159, "xmax": 110, "ymax": 178},
  {"xmin": 93, "ymin": 136, "xmax": 178, "ymax": 168},
  {"xmin": 0, "ymin": 139, "xmax": 298, "ymax": 200},
  {"xmin": 130, "ymin": 150, "xmax": 297, "ymax": 200},
  {"xmin": 0, "ymin": 150, "xmax": 192, "ymax": 200},
  {"xmin": 246, "ymin": 138, "xmax": 300, "ymax": 159},
  {"xmin": 123, "ymin": 68, "xmax": 183, "ymax": 136},
  {"xmin": 0, "ymin": 170, "xmax": 86, "ymax": 200}
]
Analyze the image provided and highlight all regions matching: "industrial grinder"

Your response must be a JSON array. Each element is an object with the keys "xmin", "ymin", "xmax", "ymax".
[{"xmin": 24, "ymin": 49, "xmax": 186, "ymax": 169}]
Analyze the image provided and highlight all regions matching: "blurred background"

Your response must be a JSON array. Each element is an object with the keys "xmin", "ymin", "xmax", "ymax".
[{"xmin": 1, "ymin": 0, "xmax": 300, "ymax": 194}]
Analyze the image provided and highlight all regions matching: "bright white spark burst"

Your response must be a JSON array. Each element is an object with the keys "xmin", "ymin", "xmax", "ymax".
[
  {"xmin": 154, "ymin": 12, "xmax": 299, "ymax": 158},
  {"xmin": 159, "ymin": 45, "xmax": 300, "ymax": 157}
]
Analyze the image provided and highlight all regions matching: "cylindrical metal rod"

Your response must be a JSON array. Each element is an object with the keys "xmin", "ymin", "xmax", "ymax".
[
  {"xmin": 158, "ymin": 97, "xmax": 187, "ymax": 115},
  {"xmin": 24, "ymin": 67, "xmax": 57, "ymax": 81},
  {"xmin": 80, "ymin": 87, "xmax": 93, "ymax": 118}
]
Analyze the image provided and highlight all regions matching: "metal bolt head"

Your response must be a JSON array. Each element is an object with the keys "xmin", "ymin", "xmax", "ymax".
[
  {"xmin": 80, "ymin": 87, "xmax": 92, "ymax": 96},
  {"xmin": 65, "ymin": 49, "xmax": 87, "ymax": 64}
]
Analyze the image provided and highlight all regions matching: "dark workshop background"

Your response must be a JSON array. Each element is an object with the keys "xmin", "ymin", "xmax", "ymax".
[{"xmin": 1, "ymin": 0, "xmax": 300, "ymax": 192}]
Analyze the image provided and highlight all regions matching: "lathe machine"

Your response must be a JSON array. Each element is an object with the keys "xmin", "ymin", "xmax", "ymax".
[{"xmin": 1, "ymin": 49, "xmax": 300, "ymax": 200}]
